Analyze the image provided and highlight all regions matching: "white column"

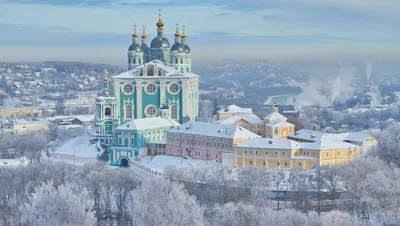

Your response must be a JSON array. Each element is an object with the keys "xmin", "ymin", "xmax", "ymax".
[
  {"xmin": 181, "ymin": 80, "xmax": 189, "ymax": 119},
  {"xmin": 135, "ymin": 80, "xmax": 143, "ymax": 118},
  {"xmin": 114, "ymin": 79, "xmax": 121, "ymax": 119},
  {"xmin": 159, "ymin": 79, "xmax": 166, "ymax": 104}
]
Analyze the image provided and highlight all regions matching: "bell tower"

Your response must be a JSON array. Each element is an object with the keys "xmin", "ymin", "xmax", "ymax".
[{"xmin": 95, "ymin": 69, "xmax": 119, "ymax": 140}]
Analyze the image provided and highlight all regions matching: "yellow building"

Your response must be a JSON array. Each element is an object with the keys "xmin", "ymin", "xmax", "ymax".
[
  {"xmin": 11, "ymin": 120, "xmax": 49, "ymax": 135},
  {"xmin": 236, "ymin": 136, "xmax": 360, "ymax": 169},
  {"xmin": 0, "ymin": 108, "xmax": 43, "ymax": 118},
  {"xmin": 288, "ymin": 129, "xmax": 377, "ymax": 153},
  {"xmin": 264, "ymin": 104, "xmax": 294, "ymax": 139}
]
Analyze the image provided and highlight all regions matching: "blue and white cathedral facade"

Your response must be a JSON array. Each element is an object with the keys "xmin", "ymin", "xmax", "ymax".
[{"xmin": 93, "ymin": 11, "xmax": 200, "ymax": 164}]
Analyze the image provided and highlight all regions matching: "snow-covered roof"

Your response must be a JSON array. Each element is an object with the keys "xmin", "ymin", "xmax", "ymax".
[
  {"xmin": 342, "ymin": 133, "xmax": 372, "ymax": 143},
  {"xmin": 300, "ymin": 135, "xmax": 359, "ymax": 151},
  {"xmin": 237, "ymin": 138, "xmax": 300, "ymax": 150},
  {"xmin": 116, "ymin": 117, "xmax": 180, "ymax": 131},
  {"xmin": 113, "ymin": 60, "xmax": 198, "ymax": 79},
  {"xmin": 288, "ymin": 129, "xmax": 373, "ymax": 144},
  {"xmin": 267, "ymin": 120, "xmax": 294, "ymax": 128},
  {"xmin": 288, "ymin": 129, "xmax": 324, "ymax": 142},
  {"xmin": 168, "ymin": 121, "xmax": 261, "ymax": 139},
  {"xmin": 263, "ymin": 112, "xmax": 287, "ymax": 122},
  {"xmin": 0, "ymin": 158, "xmax": 28, "ymax": 167},
  {"xmin": 218, "ymin": 105, "xmax": 253, "ymax": 114},
  {"xmin": 216, "ymin": 113, "xmax": 263, "ymax": 125},
  {"xmin": 74, "ymin": 114, "xmax": 94, "ymax": 122}
]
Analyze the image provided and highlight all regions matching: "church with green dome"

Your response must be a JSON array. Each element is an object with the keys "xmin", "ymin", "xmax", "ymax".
[{"xmin": 92, "ymin": 11, "xmax": 200, "ymax": 165}]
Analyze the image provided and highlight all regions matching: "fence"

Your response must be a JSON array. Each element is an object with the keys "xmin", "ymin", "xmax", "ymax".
[{"xmin": 130, "ymin": 160, "xmax": 163, "ymax": 177}]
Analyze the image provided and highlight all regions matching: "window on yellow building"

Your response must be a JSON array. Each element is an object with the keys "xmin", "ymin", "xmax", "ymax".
[
  {"xmin": 265, "ymin": 151, "xmax": 268, "ymax": 155},
  {"xmin": 338, "ymin": 152, "xmax": 340, "ymax": 155},
  {"xmin": 313, "ymin": 152, "xmax": 315, "ymax": 156},
  {"xmin": 349, "ymin": 151, "xmax": 352, "ymax": 155},
  {"xmin": 299, "ymin": 162, "xmax": 302, "ymax": 167},
  {"xmin": 275, "ymin": 152, "xmax": 278, "ymax": 156},
  {"xmin": 282, "ymin": 152, "xmax": 285, "ymax": 156},
  {"xmin": 326, "ymin": 152, "xmax": 329, "ymax": 156},
  {"xmin": 256, "ymin": 151, "xmax": 259, "ymax": 155},
  {"xmin": 274, "ymin": 129, "xmax": 278, "ymax": 134},
  {"xmin": 250, "ymin": 150, "xmax": 253, "ymax": 155},
  {"xmin": 245, "ymin": 150, "xmax": 247, "ymax": 154},
  {"xmin": 263, "ymin": 161, "xmax": 266, "ymax": 166},
  {"xmin": 250, "ymin": 160, "xmax": 253, "ymax": 165}
]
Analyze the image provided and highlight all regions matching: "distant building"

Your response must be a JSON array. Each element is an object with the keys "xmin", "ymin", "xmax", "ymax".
[
  {"xmin": 216, "ymin": 113, "xmax": 265, "ymax": 136},
  {"xmin": 40, "ymin": 68, "xmax": 57, "ymax": 73},
  {"xmin": 216, "ymin": 104, "xmax": 253, "ymax": 121}
]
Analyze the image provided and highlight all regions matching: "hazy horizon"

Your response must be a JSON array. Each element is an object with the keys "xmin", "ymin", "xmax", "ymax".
[{"xmin": 1, "ymin": 0, "xmax": 400, "ymax": 64}]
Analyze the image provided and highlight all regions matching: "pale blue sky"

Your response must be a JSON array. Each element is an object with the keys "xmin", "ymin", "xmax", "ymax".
[{"xmin": 0, "ymin": 0, "xmax": 400, "ymax": 64}]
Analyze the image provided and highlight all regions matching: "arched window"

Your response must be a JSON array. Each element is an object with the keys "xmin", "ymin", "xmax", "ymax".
[
  {"xmin": 171, "ymin": 105, "xmax": 178, "ymax": 119},
  {"xmin": 139, "ymin": 59, "xmax": 141, "ymax": 64},
  {"xmin": 125, "ymin": 104, "xmax": 132, "ymax": 119},
  {"xmin": 158, "ymin": 69, "xmax": 162, "ymax": 76},
  {"xmin": 175, "ymin": 58, "xmax": 178, "ymax": 64},
  {"xmin": 147, "ymin": 67, "xmax": 154, "ymax": 76},
  {"xmin": 180, "ymin": 59, "xmax": 183, "ymax": 64},
  {"xmin": 133, "ymin": 58, "xmax": 136, "ymax": 64},
  {"xmin": 104, "ymin": 107, "xmax": 111, "ymax": 116},
  {"xmin": 128, "ymin": 59, "xmax": 131, "ymax": 64}
]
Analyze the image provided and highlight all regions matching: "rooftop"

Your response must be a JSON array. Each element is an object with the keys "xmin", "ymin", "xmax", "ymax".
[
  {"xmin": 267, "ymin": 120, "xmax": 294, "ymax": 128},
  {"xmin": 263, "ymin": 112, "xmax": 287, "ymax": 122},
  {"xmin": 116, "ymin": 117, "xmax": 180, "ymax": 131},
  {"xmin": 218, "ymin": 104, "xmax": 253, "ymax": 114},
  {"xmin": 113, "ymin": 60, "xmax": 198, "ymax": 79},
  {"xmin": 216, "ymin": 113, "xmax": 263, "ymax": 125},
  {"xmin": 168, "ymin": 121, "xmax": 261, "ymax": 139}
]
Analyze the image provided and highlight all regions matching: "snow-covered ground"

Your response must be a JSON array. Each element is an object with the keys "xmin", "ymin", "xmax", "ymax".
[
  {"xmin": 53, "ymin": 133, "xmax": 99, "ymax": 158},
  {"xmin": 136, "ymin": 155, "xmax": 222, "ymax": 173}
]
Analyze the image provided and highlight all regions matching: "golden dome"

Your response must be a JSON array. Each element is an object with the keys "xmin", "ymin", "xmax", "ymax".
[
  {"xmin": 103, "ymin": 77, "xmax": 109, "ymax": 83},
  {"xmin": 141, "ymin": 26, "xmax": 147, "ymax": 39},
  {"xmin": 156, "ymin": 18, "xmax": 164, "ymax": 29},
  {"xmin": 156, "ymin": 9, "xmax": 164, "ymax": 29},
  {"xmin": 181, "ymin": 25, "xmax": 187, "ymax": 40},
  {"xmin": 174, "ymin": 23, "xmax": 180, "ymax": 38},
  {"xmin": 132, "ymin": 23, "xmax": 139, "ymax": 39}
]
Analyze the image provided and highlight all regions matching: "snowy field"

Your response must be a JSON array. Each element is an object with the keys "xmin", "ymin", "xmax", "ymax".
[
  {"xmin": 136, "ymin": 155, "xmax": 222, "ymax": 173},
  {"xmin": 53, "ymin": 133, "xmax": 99, "ymax": 158}
]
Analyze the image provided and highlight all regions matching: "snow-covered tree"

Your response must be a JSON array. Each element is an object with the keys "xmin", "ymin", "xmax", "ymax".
[
  {"xmin": 20, "ymin": 181, "xmax": 96, "ymax": 226},
  {"xmin": 370, "ymin": 125, "xmax": 400, "ymax": 167},
  {"xmin": 128, "ymin": 178, "xmax": 204, "ymax": 226},
  {"xmin": 320, "ymin": 210, "xmax": 363, "ymax": 226},
  {"xmin": 216, "ymin": 202, "xmax": 267, "ymax": 226}
]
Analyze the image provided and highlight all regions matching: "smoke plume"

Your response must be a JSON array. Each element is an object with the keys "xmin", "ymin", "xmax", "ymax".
[
  {"xmin": 366, "ymin": 64, "xmax": 372, "ymax": 81},
  {"xmin": 294, "ymin": 64, "xmax": 357, "ymax": 110},
  {"xmin": 1, "ymin": 97, "xmax": 15, "ymax": 121}
]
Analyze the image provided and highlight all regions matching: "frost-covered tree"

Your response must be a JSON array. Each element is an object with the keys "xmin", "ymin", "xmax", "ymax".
[
  {"xmin": 20, "ymin": 181, "xmax": 96, "ymax": 226},
  {"xmin": 320, "ymin": 210, "xmax": 363, "ymax": 226},
  {"xmin": 13, "ymin": 133, "xmax": 47, "ymax": 163},
  {"xmin": 128, "ymin": 178, "xmax": 204, "ymax": 226},
  {"xmin": 216, "ymin": 202, "xmax": 267, "ymax": 226},
  {"xmin": 370, "ymin": 125, "xmax": 400, "ymax": 167}
]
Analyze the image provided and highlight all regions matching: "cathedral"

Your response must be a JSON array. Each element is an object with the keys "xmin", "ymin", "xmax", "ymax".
[{"xmin": 93, "ymin": 11, "xmax": 200, "ymax": 159}]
